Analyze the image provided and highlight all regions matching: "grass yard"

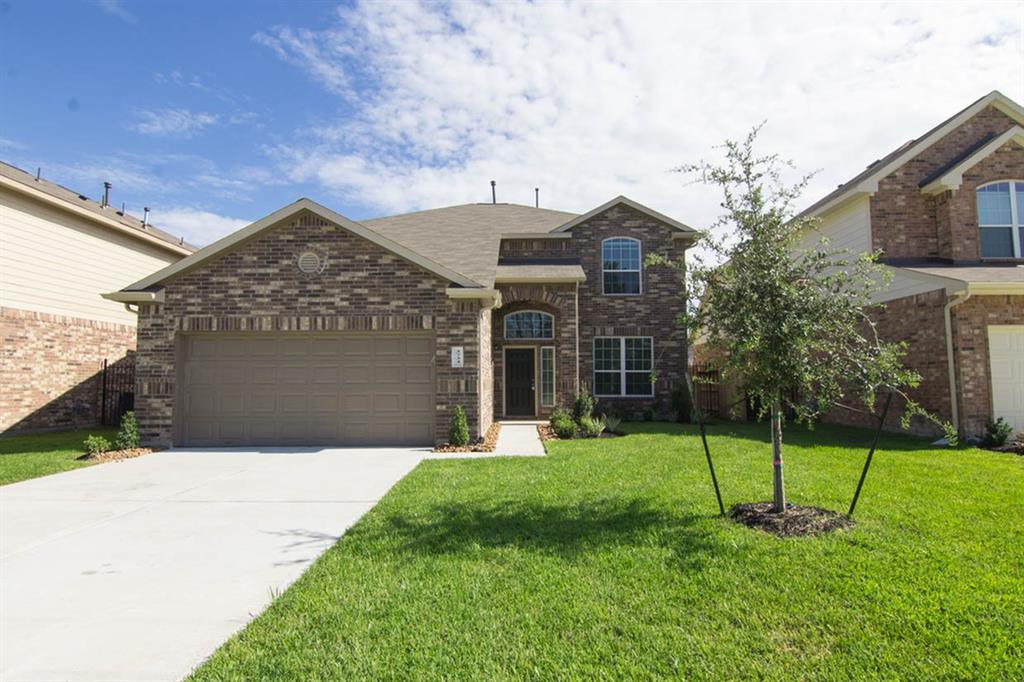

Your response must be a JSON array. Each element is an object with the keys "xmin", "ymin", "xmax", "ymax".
[
  {"xmin": 0, "ymin": 427, "xmax": 117, "ymax": 485},
  {"xmin": 192, "ymin": 422, "xmax": 1023, "ymax": 681}
]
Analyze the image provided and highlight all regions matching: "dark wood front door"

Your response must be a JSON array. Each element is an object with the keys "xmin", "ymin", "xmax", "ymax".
[{"xmin": 505, "ymin": 348, "xmax": 535, "ymax": 416}]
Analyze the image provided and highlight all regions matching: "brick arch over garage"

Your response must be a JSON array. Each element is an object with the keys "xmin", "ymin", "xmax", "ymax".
[{"xmin": 493, "ymin": 283, "xmax": 579, "ymax": 416}]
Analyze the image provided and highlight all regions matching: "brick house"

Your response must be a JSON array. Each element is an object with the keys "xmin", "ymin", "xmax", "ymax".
[
  {"xmin": 796, "ymin": 91, "xmax": 1024, "ymax": 438},
  {"xmin": 0, "ymin": 162, "xmax": 195, "ymax": 434},
  {"xmin": 106, "ymin": 196, "xmax": 696, "ymax": 447}
]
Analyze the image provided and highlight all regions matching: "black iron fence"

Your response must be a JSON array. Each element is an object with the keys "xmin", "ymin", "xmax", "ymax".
[
  {"xmin": 690, "ymin": 363, "xmax": 720, "ymax": 417},
  {"xmin": 100, "ymin": 354, "xmax": 135, "ymax": 426}
]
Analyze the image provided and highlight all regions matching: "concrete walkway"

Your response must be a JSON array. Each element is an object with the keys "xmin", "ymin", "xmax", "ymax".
[
  {"xmin": 0, "ymin": 447, "xmax": 424, "ymax": 681},
  {"xmin": 492, "ymin": 422, "xmax": 547, "ymax": 456}
]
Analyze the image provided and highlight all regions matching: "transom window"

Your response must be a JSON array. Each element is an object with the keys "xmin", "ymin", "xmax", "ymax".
[
  {"xmin": 602, "ymin": 237, "xmax": 642, "ymax": 295},
  {"xmin": 504, "ymin": 311, "xmax": 554, "ymax": 339},
  {"xmin": 593, "ymin": 337, "xmax": 653, "ymax": 397},
  {"xmin": 977, "ymin": 181, "xmax": 1024, "ymax": 258}
]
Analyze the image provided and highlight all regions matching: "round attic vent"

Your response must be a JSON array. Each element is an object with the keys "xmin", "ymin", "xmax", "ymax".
[{"xmin": 295, "ymin": 250, "xmax": 326, "ymax": 275}]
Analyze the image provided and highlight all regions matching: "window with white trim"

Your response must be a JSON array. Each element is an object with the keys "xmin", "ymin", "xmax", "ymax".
[
  {"xmin": 540, "ymin": 347, "xmax": 555, "ymax": 407},
  {"xmin": 504, "ymin": 311, "xmax": 554, "ymax": 339},
  {"xmin": 593, "ymin": 337, "xmax": 653, "ymax": 397},
  {"xmin": 602, "ymin": 237, "xmax": 641, "ymax": 295},
  {"xmin": 977, "ymin": 181, "xmax": 1024, "ymax": 258}
]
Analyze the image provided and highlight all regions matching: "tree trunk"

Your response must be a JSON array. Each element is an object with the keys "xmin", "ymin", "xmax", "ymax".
[{"xmin": 771, "ymin": 403, "xmax": 786, "ymax": 513}]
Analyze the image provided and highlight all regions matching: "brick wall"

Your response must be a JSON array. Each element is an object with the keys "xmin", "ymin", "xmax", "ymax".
[
  {"xmin": 952, "ymin": 294, "xmax": 1024, "ymax": 436},
  {"xmin": 492, "ymin": 284, "xmax": 578, "ymax": 417},
  {"xmin": 1, "ymin": 307, "xmax": 135, "ymax": 433},
  {"xmin": 134, "ymin": 210, "xmax": 487, "ymax": 447},
  {"xmin": 870, "ymin": 105, "xmax": 1019, "ymax": 260},
  {"xmin": 820, "ymin": 289, "xmax": 952, "ymax": 437},
  {"xmin": 941, "ymin": 142, "xmax": 1024, "ymax": 261}
]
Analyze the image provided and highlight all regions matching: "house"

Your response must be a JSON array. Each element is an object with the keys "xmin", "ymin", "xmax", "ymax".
[
  {"xmin": 798, "ymin": 90, "xmax": 1024, "ymax": 437},
  {"xmin": 0, "ymin": 162, "xmax": 195, "ymax": 434},
  {"xmin": 104, "ymin": 196, "xmax": 696, "ymax": 447}
]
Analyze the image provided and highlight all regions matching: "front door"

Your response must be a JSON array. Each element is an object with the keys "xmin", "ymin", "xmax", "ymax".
[{"xmin": 505, "ymin": 348, "xmax": 536, "ymax": 417}]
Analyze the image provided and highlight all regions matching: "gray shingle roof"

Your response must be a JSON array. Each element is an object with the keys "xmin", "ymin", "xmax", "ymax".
[
  {"xmin": 361, "ymin": 203, "xmax": 577, "ymax": 287},
  {"xmin": 494, "ymin": 263, "xmax": 586, "ymax": 283},
  {"xmin": 900, "ymin": 264, "xmax": 1024, "ymax": 284},
  {"xmin": 0, "ymin": 160, "xmax": 197, "ymax": 253}
]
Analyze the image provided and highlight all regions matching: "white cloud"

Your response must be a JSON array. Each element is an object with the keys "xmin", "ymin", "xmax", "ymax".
[
  {"xmin": 149, "ymin": 207, "xmax": 251, "ymax": 246},
  {"xmin": 95, "ymin": 0, "xmax": 136, "ymax": 23},
  {"xmin": 129, "ymin": 108, "xmax": 219, "ymax": 137},
  {"xmin": 0, "ymin": 137, "xmax": 28, "ymax": 151},
  {"xmin": 256, "ymin": 0, "xmax": 1024, "ymax": 237}
]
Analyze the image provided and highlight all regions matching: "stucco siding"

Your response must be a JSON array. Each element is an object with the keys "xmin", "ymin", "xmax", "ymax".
[{"xmin": 0, "ymin": 188, "xmax": 179, "ymax": 325}]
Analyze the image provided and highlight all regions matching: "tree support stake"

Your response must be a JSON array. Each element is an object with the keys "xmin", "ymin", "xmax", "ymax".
[
  {"xmin": 848, "ymin": 391, "xmax": 894, "ymax": 517},
  {"xmin": 697, "ymin": 412, "xmax": 725, "ymax": 516}
]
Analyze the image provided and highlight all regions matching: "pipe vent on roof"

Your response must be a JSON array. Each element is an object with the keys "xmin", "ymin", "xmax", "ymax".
[{"xmin": 101, "ymin": 182, "xmax": 112, "ymax": 208}]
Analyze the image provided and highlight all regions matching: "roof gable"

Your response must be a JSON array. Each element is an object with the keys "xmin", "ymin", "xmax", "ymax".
[
  {"xmin": 800, "ymin": 90, "xmax": 1024, "ymax": 218},
  {"xmin": 920, "ymin": 126, "xmax": 1024, "ymax": 194},
  {"xmin": 120, "ymin": 198, "xmax": 482, "ymax": 292},
  {"xmin": 551, "ymin": 195, "xmax": 697, "ymax": 234}
]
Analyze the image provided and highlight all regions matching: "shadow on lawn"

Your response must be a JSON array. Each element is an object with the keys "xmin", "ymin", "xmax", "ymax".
[
  {"xmin": 624, "ymin": 420, "xmax": 938, "ymax": 452},
  {"xmin": 381, "ymin": 496, "xmax": 721, "ymax": 571}
]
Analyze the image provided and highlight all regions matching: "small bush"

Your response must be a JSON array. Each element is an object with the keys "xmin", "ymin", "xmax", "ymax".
[
  {"xmin": 670, "ymin": 382, "xmax": 694, "ymax": 423},
  {"xmin": 579, "ymin": 416, "xmax": 606, "ymax": 438},
  {"xmin": 114, "ymin": 411, "xmax": 140, "ymax": 450},
  {"xmin": 642, "ymin": 407, "xmax": 655, "ymax": 422},
  {"xmin": 551, "ymin": 414, "xmax": 577, "ymax": 439},
  {"xmin": 573, "ymin": 387, "xmax": 596, "ymax": 423},
  {"xmin": 83, "ymin": 435, "xmax": 111, "ymax": 455},
  {"xmin": 603, "ymin": 413, "xmax": 622, "ymax": 434},
  {"xmin": 982, "ymin": 417, "xmax": 1014, "ymax": 447},
  {"xmin": 448, "ymin": 406, "xmax": 470, "ymax": 446}
]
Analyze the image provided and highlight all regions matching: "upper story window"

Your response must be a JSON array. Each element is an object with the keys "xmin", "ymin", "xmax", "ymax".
[
  {"xmin": 977, "ymin": 181, "xmax": 1024, "ymax": 259},
  {"xmin": 602, "ymin": 237, "xmax": 641, "ymax": 295},
  {"xmin": 504, "ymin": 311, "xmax": 554, "ymax": 339}
]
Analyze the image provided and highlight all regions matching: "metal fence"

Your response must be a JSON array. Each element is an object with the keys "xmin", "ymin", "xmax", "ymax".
[
  {"xmin": 100, "ymin": 354, "xmax": 135, "ymax": 426},
  {"xmin": 689, "ymin": 363, "xmax": 720, "ymax": 417}
]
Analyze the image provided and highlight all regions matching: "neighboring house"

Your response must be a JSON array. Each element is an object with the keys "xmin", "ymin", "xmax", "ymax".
[
  {"xmin": 0, "ymin": 162, "xmax": 195, "ymax": 434},
  {"xmin": 105, "ymin": 196, "xmax": 696, "ymax": 447},
  {"xmin": 797, "ymin": 90, "xmax": 1024, "ymax": 437}
]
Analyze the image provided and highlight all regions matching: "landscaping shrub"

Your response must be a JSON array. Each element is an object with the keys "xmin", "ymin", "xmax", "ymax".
[
  {"xmin": 572, "ymin": 387, "xmax": 595, "ymax": 423},
  {"xmin": 83, "ymin": 435, "xmax": 111, "ymax": 455},
  {"xmin": 550, "ymin": 412, "xmax": 577, "ymax": 439},
  {"xmin": 602, "ymin": 413, "xmax": 622, "ymax": 434},
  {"xmin": 982, "ymin": 417, "xmax": 1014, "ymax": 447},
  {"xmin": 670, "ymin": 381, "xmax": 693, "ymax": 423},
  {"xmin": 448, "ymin": 406, "xmax": 470, "ymax": 446},
  {"xmin": 114, "ymin": 411, "xmax": 140, "ymax": 450},
  {"xmin": 579, "ymin": 416, "xmax": 606, "ymax": 438}
]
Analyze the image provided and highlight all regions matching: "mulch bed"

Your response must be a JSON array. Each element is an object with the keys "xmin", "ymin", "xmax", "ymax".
[
  {"xmin": 79, "ymin": 448, "xmax": 153, "ymax": 463},
  {"xmin": 989, "ymin": 441, "xmax": 1024, "ymax": 455},
  {"xmin": 729, "ymin": 501, "xmax": 854, "ymax": 538},
  {"xmin": 432, "ymin": 422, "xmax": 502, "ymax": 453},
  {"xmin": 538, "ymin": 424, "xmax": 621, "ymax": 441}
]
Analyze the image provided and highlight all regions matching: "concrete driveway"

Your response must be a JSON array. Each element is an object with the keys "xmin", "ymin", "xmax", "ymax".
[{"xmin": 0, "ymin": 446, "xmax": 425, "ymax": 681}]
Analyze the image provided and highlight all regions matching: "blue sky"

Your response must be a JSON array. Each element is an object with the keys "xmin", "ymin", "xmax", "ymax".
[{"xmin": 1, "ymin": 0, "xmax": 1022, "ymax": 246}]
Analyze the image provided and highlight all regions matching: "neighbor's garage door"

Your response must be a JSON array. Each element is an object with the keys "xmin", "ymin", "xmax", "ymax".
[
  {"xmin": 178, "ymin": 333, "xmax": 435, "ymax": 446},
  {"xmin": 988, "ymin": 325, "xmax": 1024, "ymax": 433}
]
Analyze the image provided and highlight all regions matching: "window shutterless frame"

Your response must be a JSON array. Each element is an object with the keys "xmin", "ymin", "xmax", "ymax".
[
  {"xmin": 592, "ymin": 336, "xmax": 654, "ymax": 397},
  {"xmin": 504, "ymin": 310, "xmax": 555, "ymax": 340},
  {"xmin": 976, "ymin": 180, "xmax": 1024, "ymax": 259},
  {"xmin": 601, "ymin": 237, "xmax": 642, "ymax": 296}
]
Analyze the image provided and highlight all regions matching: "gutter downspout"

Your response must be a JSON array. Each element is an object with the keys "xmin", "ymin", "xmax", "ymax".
[{"xmin": 943, "ymin": 287, "xmax": 971, "ymax": 436}]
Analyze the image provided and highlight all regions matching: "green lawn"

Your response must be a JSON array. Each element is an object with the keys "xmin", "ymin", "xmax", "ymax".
[
  {"xmin": 192, "ymin": 422, "xmax": 1023, "ymax": 681},
  {"xmin": 0, "ymin": 427, "xmax": 117, "ymax": 485}
]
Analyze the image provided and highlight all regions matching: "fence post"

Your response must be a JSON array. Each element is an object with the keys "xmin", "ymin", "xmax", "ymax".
[{"xmin": 100, "ymin": 358, "xmax": 108, "ymax": 426}]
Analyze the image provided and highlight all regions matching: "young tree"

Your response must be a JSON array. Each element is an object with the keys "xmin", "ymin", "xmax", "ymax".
[{"xmin": 649, "ymin": 125, "xmax": 954, "ymax": 514}]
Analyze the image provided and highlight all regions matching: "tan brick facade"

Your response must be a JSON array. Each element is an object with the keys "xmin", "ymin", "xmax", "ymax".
[
  {"xmin": 1, "ymin": 307, "xmax": 135, "ymax": 433},
  {"xmin": 133, "ymin": 211, "xmax": 490, "ymax": 447}
]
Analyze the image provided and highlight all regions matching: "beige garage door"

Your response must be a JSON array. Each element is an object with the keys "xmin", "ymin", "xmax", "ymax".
[
  {"xmin": 988, "ymin": 325, "xmax": 1024, "ymax": 433},
  {"xmin": 178, "ymin": 333, "xmax": 435, "ymax": 446}
]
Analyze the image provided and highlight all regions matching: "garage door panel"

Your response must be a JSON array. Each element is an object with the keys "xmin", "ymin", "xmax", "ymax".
[
  {"xmin": 988, "ymin": 325, "xmax": 1024, "ymax": 433},
  {"xmin": 179, "ymin": 333, "xmax": 435, "ymax": 446}
]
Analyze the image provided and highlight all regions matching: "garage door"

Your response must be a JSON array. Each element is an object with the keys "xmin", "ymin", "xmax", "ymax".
[
  {"xmin": 988, "ymin": 325, "xmax": 1024, "ymax": 433},
  {"xmin": 178, "ymin": 333, "xmax": 435, "ymax": 446}
]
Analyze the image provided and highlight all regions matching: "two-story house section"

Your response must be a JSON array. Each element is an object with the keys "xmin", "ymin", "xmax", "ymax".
[{"xmin": 798, "ymin": 91, "xmax": 1024, "ymax": 438}]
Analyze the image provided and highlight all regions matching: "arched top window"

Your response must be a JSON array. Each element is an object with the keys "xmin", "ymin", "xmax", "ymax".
[
  {"xmin": 504, "ymin": 310, "xmax": 554, "ymax": 339},
  {"xmin": 977, "ymin": 181, "xmax": 1024, "ymax": 259},
  {"xmin": 602, "ymin": 237, "xmax": 641, "ymax": 295}
]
